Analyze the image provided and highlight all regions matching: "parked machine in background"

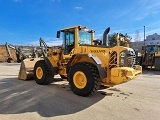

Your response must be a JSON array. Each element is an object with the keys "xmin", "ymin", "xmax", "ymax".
[
  {"xmin": 138, "ymin": 44, "xmax": 160, "ymax": 70},
  {"xmin": 18, "ymin": 25, "xmax": 142, "ymax": 97},
  {"xmin": 5, "ymin": 42, "xmax": 27, "ymax": 63},
  {"xmin": 5, "ymin": 40, "xmax": 46, "ymax": 63}
]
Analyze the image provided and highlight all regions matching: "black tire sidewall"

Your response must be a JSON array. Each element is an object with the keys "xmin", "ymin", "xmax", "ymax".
[
  {"xmin": 68, "ymin": 63, "xmax": 96, "ymax": 96},
  {"xmin": 34, "ymin": 61, "xmax": 47, "ymax": 84}
]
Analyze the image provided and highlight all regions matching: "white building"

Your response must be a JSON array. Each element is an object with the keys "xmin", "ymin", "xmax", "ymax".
[
  {"xmin": 146, "ymin": 33, "xmax": 160, "ymax": 41},
  {"xmin": 131, "ymin": 33, "xmax": 160, "ymax": 52},
  {"xmin": 145, "ymin": 33, "xmax": 160, "ymax": 45}
]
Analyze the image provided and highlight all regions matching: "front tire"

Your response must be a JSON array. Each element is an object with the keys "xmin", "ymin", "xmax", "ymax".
[
  {"xmin": 68, "ymin": 62, "xmax": 100, "ymax": 97},
  {"xmin": 34, "ymin": 60, "xmax": 54, "ymax": 85}
]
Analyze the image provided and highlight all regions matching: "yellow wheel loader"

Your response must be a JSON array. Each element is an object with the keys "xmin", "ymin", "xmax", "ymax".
[
  {"xmin": 19, "ymin": 25, "xmax": 142, "ymax": 96},
  {"xmin": 138, "ymin": 45, "xmax": 160, "ymax": 70}
]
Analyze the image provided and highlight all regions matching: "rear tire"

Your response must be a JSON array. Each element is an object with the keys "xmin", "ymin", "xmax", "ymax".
[
  {"xmin": 34, "ymin": 60, "xmax": 54, "ymax": 85},
  {"xmin": 68, "ymin": 62, "xmax": 100, "ymax": 97}
]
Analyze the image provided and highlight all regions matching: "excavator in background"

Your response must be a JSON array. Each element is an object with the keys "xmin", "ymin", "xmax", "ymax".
[
  {"xmin": 5, "ymin": 41, "xmax": 44, "ymax": 63},
  {"xmin": 137, "ymin": 44, "xmax": 160, "ymax": 70},
  {"xmin": 18, "ymin": 25, "xmax": 142, "ymax": 97},
  {"xmin": 5, "ymin": 42, "xmax": 27, "ymax": 63}
]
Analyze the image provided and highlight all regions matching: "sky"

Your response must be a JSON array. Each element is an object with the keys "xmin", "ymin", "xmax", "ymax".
[{"xmin": 0, "ymin": 0, "xmax": 160, "ymax": 46}]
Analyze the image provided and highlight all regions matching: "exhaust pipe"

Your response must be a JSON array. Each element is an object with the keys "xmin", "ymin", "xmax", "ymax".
[{"xmin": 103, "ymin": 27, "xmax": 110, "ymax": 45}]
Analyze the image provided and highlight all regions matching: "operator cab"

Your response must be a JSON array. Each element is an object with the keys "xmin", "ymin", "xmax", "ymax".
[
  {"xmin": 57, "ymin": 26, "xmax": 94, "ymax": 55},
  {"xmin": 142, "ymin": 45, "xmax": 160, "ymax": 54}
]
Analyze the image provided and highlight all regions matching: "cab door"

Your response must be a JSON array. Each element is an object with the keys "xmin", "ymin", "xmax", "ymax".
[{"xmin": 62, "ymin": 31, "xmax": 74, "ymax": 55}]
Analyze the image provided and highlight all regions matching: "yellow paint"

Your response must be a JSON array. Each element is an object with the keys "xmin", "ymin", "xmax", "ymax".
[
  {"xmin": 20, "ymin": 25, "xmax": 142, "ymax": 86},
  {"xmin": 36, "ymin": 67, "xmax": 43, "ymax": 79},
  {"xmin": 110, "ymin": 67, "xmax": 141, "ymax": 85},
  {"xmin": 73, "ymin": 71, "xmax": 87, "ymax": 89}
]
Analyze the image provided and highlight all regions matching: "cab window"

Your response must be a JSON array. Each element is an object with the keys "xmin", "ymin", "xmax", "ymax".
[{"xmin": 62, "ymin": 30, "xmax": 74, "ymax": 54}]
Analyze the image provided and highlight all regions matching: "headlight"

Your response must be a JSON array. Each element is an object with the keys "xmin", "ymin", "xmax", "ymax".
[{"xmin": 120, "ymin": 52, "xmax": 125, "ymax": 57}]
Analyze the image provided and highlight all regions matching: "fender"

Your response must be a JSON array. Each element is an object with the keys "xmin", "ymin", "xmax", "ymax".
[
  {"xmin": 44, "ymin": 57, "xmax": 58, "ymax": 75},
  {"xmin": 66, "ymin": 53, "xmax": 107, "ymax": 79}
]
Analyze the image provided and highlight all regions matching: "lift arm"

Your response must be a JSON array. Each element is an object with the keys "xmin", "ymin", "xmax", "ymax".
[{"xmin": 39, "ymin": 37, "xmax": 48, "ymax": 57}]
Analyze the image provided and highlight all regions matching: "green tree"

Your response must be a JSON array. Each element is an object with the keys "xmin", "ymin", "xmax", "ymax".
[{"xmin": 108, "ymin": 33, "xmax": 132, "ymax": 47}]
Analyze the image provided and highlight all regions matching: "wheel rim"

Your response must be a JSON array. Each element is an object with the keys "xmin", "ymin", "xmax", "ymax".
[
  {"xmin": 73, "ymin": 71, "xmax": 87, "ymax": 89},
  {"xmin": 36, "ymin": 67, "xmax": 43, "ymax": 79}
]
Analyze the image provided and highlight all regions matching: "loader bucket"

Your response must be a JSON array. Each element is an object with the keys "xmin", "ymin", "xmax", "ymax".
[
  {"xmin": 18, "ymin": 58, "xmax": 41, "ymax": 80},
  {"xmin": 111, "ymin": 65, "xmax": 142, "ymax": 85}
]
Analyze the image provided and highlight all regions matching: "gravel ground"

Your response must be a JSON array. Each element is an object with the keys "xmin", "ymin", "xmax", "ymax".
[{"xmin": 0, "ymin": 63, "xmax": 160, "ymax": 120}]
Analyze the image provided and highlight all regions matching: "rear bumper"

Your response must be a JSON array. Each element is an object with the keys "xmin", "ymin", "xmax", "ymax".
[{"xmin": 110, "ymin": 65, "xmax": 142, "ymax": 85}]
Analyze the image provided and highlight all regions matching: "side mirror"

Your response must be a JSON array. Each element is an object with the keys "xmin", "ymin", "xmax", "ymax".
[{"xmin": 57, "ymin": 31, "xmax": 60, "ymax": 38}]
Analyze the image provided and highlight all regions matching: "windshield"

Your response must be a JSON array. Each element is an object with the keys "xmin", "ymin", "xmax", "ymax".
[
  {"xmin": 146, "ymin": 45, "xmax": 158, "ymax": 52},
  {"xmin": 79, "ymin": 30, "xmax": 92, "ymax": 45}
]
